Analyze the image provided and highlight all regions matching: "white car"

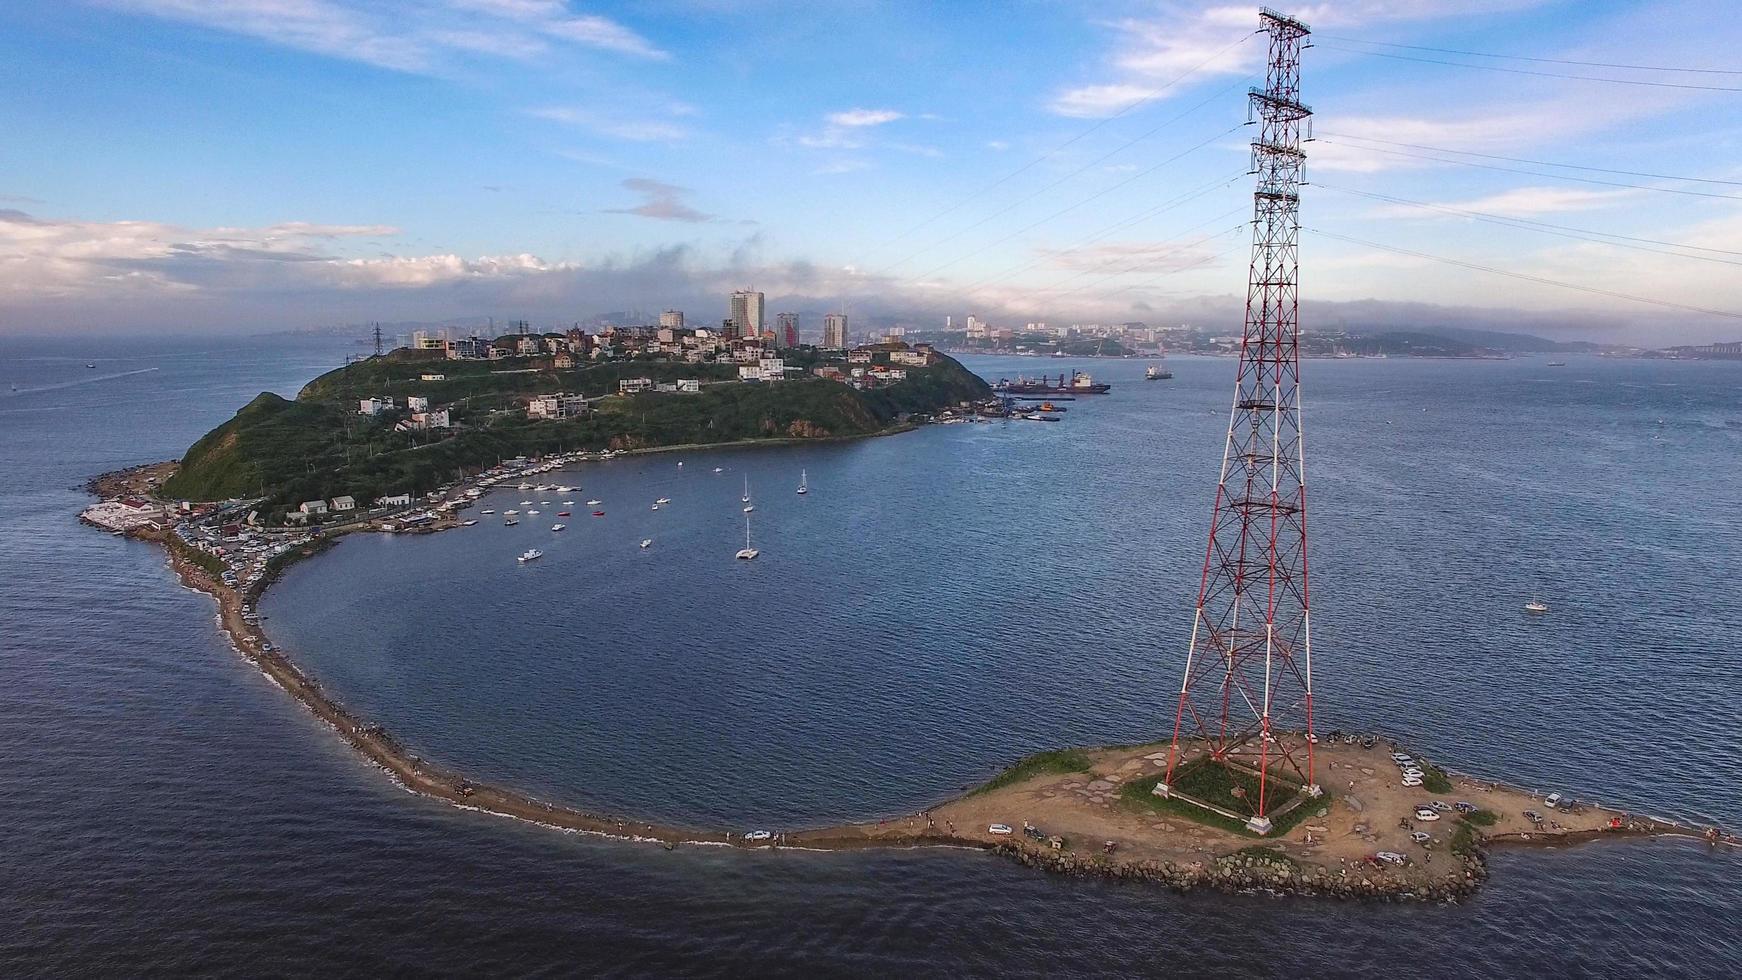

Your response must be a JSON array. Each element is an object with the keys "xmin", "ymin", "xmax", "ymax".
[
  {"xmin": 1402, "ymin": 768, "xmax": 1425, "ymax": 780},
  {"xmin": 1401, "ymin": 775, "xmax": 1424, "ymax": 788},
  {"xmin": 1413, "ymin": 806, "xmax": 1441, "ymax": 822},
  {"xmin": 988, "ymin": 823, "xmax": 1014, "ymax": 836},
  {"xmin": 1374, "ymin": 851, "xmax": 1407, "ymax": 866},
  {"xmin": 743, "ymin": 830, "xmax": 772, "ymax": 843},
  {"xmin": 1389, "ymin": 753, "xmax": 1413, "ymax": 764},
  {"xmin": 1544, "ymin": 793, "xmax": 1564, "ymax": 809},
  {"xmin": 1430, "ymin": 801, "xmax": 1453, "ymax": 812},
  {"xmin": 1409, "ymin": 831, "xmax": 1432, "ymax": 844}
]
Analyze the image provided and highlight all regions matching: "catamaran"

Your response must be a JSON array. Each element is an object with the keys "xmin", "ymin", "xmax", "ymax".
[
  {"xmin": 735, "ymin": 512, "xmax": 759, "ymax": 560},
  {"xmin": 796, "ymin": 469, "xmax": 808, "ymax": 495}
]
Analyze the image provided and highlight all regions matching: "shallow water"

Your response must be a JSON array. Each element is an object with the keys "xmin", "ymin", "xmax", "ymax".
[{"xmin": 3, "ymin": 337, "xmax": 1739, "ymax": 975}]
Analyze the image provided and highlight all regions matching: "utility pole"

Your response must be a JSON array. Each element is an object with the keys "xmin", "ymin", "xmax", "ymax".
[{"xmin": 1160, "ymin": 7, "xmax": 1316, "ymax": 835}]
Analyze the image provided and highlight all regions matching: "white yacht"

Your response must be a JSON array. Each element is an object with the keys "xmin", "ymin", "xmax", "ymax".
[
  {"xmin": 1524, "ymin": 600, "xmax": 1549, "ymax": 613},
  {"xmin": 504, "ymin": 509, "xmax": 519, "ymax": 515},
  {"xmin": 713, "ymin": 466, "xmax": 723, "ymax": 473},
  {"xmin": 742, "ymin": 476, "xmax": 750, "ymax": 503},
  {"xmin": 656, "ymin": 497, "xmax": 671, "ymax": 505},
  {"xmin": 503, "ymin": 517, "xmax": 519, "ymax": 526},
  {"xmin": 587, "ymin": 499, "xmax": 602, "ymax": 506},
  {"xmin": 481, "ymin": 509, "xmax": 495, "ymax": 515},
  {"xmin": 640, "ymin": 539, "xmax": 653, "ymax": 549},
  {"xmin": 797, "ymin": 469, "xmax": 808, "ymax": 495},
  {"xmin": 518, "ymin": 548, "xmax": 542, "ymax": 563},
  {"xmin": 551, "ymin": 523, "xmax": 566, "ymax": 531}
]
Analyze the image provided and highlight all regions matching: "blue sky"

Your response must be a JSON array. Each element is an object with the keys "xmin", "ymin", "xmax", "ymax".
[{"xmin": 2, "ymin": 0, "xmax": 1739, "ymax": 342}]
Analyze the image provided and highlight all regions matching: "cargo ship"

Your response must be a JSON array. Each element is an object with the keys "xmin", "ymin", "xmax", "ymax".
[
  {"xmin": 1145, "ymin": 364, "xmax": 1173, "ymax": 380},
  {"xmin": 993, "ymin": 371, "xmax": 1111, "ymax": 395}
]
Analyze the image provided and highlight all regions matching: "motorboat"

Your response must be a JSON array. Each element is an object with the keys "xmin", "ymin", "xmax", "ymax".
[
  {"xmin": 640, "ymin": 539, "xmax": 652, "ymax": 549},
  {"xmin": 504, "ymin": 509, "xmax": 519, "ymax": 515},
  {"xmin": 742, "ymin": 476, "xmax": 750, "ymax": 503},
  {"xmin": 587, "ymin": 499, "xmax": 602, "ymax": 506},
  {"xmin": 742, "ymin": 504, "xmax": 754, "ymax": 513},
  {"xmin": 592, "ymin": 510, "xmax": 605, "ymax": 517},
  {"xmin": 796, "ymin": 469, "xmax": 807, "ymax": 495},
  {"xmin": 1524, "ymin": 600, "xmax": 1549, "ymax": 613},
  {"xmin": 651, "ymin": 504, "xmax": 660, "ymax": 511},
  {"xmin": 480, "ymin": 509, "xmax": 495, "ymax": 515},
  {"xmin": 557, "ymin": 511, "xmax": 571, "ymax": 517},
  {"xmin": 656, "ymin": 497, "xmax": 671, "ymax": 505},
  {"xmin": 518, "ymin": 548, "xmax": 542, "ymax": 563},
  {"xmin": 551, "ymin": 523, "xmax": 566, "ymax": 531},
  {"xmin": 713, "ymin": 466, "xmax": 723, "ymax": 473},
  {"xmin": 504, "ymin": 518, "xmax": 519, "ymax": 526}
]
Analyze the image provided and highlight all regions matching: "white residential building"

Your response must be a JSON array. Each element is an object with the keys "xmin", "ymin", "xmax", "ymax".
[
  {"xmin": 528, "ymin": 393, "xmax": 589, "ymax": 419},
  {"xmin": 413, "ymin": 409, "xmax": 450, "ymax": 429},
  {"xmin": 330, "ymin": 495, "xmax": 356, "ymax": 511},
  {"xmin": 406, "ymin": 395, "xmax": 429, "ymax": 412},
  {"xmin": 298, "ymin": 500, "xmax": 329, "ymax": 516},
  {"xmin": 359, "ymin": 397, "xmax": 394, "ymax": 415},
  {"xmin": 659, "ymin": 310, "xmax": 684, "ymax": 329},
  {"xmin": 758, "ymin": 356, "xmax": 785, "ymax": 380},
  {"xmin": 377, "ymin": 492, "xmax": 413, "ymax": 507},
  {"xmin": 730, "ymin": 290, "xmax": 765, "ymax": 337},
  {"xmin": 675, "ymin": 378, "xmax": 700, "ymax": 393},
  {"xmin": 618, "ymin": 377, "xmax": 655, "ymax": 395},
  {"xmin": 420, "ymin": 373, "xmax": 446, "ymax": 381}
]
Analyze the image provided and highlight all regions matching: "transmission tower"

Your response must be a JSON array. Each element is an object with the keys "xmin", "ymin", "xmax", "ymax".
[
  {"xmin": 1159, "ymin": 7, "xmax": 1316, "ymax": 835},
  {"xmin": 372, "ymin": 322, "xmax": 384, "ymax": 357}
]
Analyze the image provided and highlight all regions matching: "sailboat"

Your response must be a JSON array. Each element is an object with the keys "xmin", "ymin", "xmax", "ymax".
[
  {"xmin": 742, "ymin": 476, "xmax": 751, "ymax": 503},
  {"xmin": 797, "ymin": 469, "xmax": 808, "ymax": 495},
  {"xmin": 735, "ymin": 512, "xmax": 759, "ymax": 560}
]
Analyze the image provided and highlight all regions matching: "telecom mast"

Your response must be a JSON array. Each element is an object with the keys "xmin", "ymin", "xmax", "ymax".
[{"xmin": 1159, "ymin": 7, "xmax": 1315, "ymax": 835}]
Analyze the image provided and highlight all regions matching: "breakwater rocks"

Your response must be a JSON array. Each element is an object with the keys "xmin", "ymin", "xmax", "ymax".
[{"xmin": 996, "ymin": 841, "xmax": 1490, "ymax": 902}]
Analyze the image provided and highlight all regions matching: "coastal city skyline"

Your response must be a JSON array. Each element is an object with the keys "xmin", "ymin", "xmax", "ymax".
[{"xmin": 3, "ymin": 1, "xmax": 1741, "ymax": 344}]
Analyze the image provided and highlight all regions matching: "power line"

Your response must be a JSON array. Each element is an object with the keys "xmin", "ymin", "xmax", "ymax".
[
  {"xmin": 952, "ymin": 172, "xmax": 1245, "ymax": 295},
  {"xmin": 1315, "ymin": 182, "xmax": 1742, "ymax": 266},
  {"xmin": 1313, "ymin": 138, "xmax": 1742, "ymax": 202},
  {"xmin": 1315, "ymin": 35, "xmax": 1742, "ymax": 76},
  {"xmin": 1316, "ymin": 43, "xmax": 1742, "ymax": 92},
  {"xmin": 902, "ymin": 123, "xmax": 1244, "ymax": 285},
  {"xmin": 1314, "ymin": 132, "xmax": 1742, "ymax": 187},
  {"xmin": 864, "ymin": 30, "xmax": 1258, "ymax": 265},
  {"xmin": 1307, "ymin": 227, "xmax": 1742, "ymax": 320},
  {"xmin": 877, "ymin": 82, "xmax": 1247, "ymax": 279}
]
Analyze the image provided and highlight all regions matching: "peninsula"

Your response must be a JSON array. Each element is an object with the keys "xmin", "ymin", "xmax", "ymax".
[{"xmin": 77, "ymin": 330, "xmax": 1731, "ymax": 904}]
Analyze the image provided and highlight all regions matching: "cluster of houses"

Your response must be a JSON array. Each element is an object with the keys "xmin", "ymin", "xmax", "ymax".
[
  {"xmin": 359, "ymin": 395, "xmax": 451, "ymax": 431},
  {"xmin": 289, "ymin": 491, "xmax": 413, "ymax": 524}
]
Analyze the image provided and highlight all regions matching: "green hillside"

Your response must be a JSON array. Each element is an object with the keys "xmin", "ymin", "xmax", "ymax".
[{"xmin": 161, "ymin": 349, "xmax": 989, "ymax": 522}]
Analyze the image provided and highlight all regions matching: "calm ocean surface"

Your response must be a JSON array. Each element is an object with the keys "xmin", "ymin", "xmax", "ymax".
[{"xmin": 2, "ymin": 335, "xmax": 1738, "ymax": 977}]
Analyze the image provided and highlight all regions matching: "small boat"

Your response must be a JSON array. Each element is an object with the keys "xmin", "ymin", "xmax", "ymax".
[
  {"xmin": 656, "ymin": 497, "xmax": 671, "ymax": 505},
  {"xmin": 640, "ymin": 539, "xmax": 653, "ymax": 549},
  {"xmin": 504, "ymin": 509, "xmax": 519, "ymax": 515},
  {"xmin": 481, "ymin": 509, "xmax": 495, "ymax": 515},
  {"xmin": 504, "ymin": 518, "xmax": 519, "ymax": 526},
  {"xmin": 557, "ymin": 511, "xmax": 571, "ymax": 517},
  {"xmin": 460, "ymin": 520, "xmax": 477, "ymax": 526},
  {"xmin": 527, "ymin": 509, "xmax": 539, "ymax": 516},
  {"xmin": 587, "ymin": 499, "xmax": 602, "ymax": 506},
  {"xmin": 86, "ymin": 362, "xmax": 96, "ymax": 369},
  {"xmin": 520, "ymin": 500, "xmax": 532, "ymax": 506},
  {"xmin": 735, "ymin": 512, "xmax": 759, "ymax": 560},
  {"xmin": 742, "ymin": 476, "xmax": 751, "ymax": 503},
  {"xmin": 1524, "ymin": 600, "xmax": 1549, "ymax": 613},
  {"xmin": 551, "ymin": 523, "xmax": 566, "ymax": 531},
  {"xmin": 742, "ymin": 504, "xmax": 754, "ymax": 513},
  {"xmin": 797, "ymin": 469, "xmax": 808, "ymax": 495},
  {"xmin": 651, "ymin": 504, "xmax": 660, "ymax": 511},
  {"xmin": 562, "ymin": 500, "xmax": 574, "ymax": 506},
  {"xmin": 713, "ymin": 467, "xmax": 723, "ymax": 473},
  {"xmin": 1547, "ymin": 361, "xmax": 1567, "ymax": 367},
  {"xmin": 540, "ymin": 500, "xmax": 550, "ymax": 505},
  {"xmin": 592, "ymin": 510, "xmax": 605, "ymax": 517},
  {"xmin": 677, "ymin": 461, "xmax": 684, "ymax": 467},
  {"xmin": 518, "ymin": 548, "xmax": 542, "ymax": 563},
  {"xmin": 517, "ymin": 483, "xmax": 532, "ymax": 490}
]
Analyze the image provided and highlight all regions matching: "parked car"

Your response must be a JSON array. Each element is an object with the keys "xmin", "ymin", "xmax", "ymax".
[
  {"xmin": 1390, "ymin": 753, "xmax": 1413, "ymax": 764},
  {"xmin": 1402, "ymin": 768, "xmax": 1425, "ymax": 780},
  {"xmin": 988, "ymin": 823, "xmax": 1013, "ymax": 836},
  {"xmin": 743, "ymin": 830, "xmax": 772, "ymax": 843},
  {"xmin": 1523, "ymin": 810, "xmax": 1544, "ymax": 824},
  {"xmin": 1373, "ymin": 851, "xmax": 1407, "ymax": 866},
  {"xmin": 1401, "ymin": 775, "xmax": 1424, "ymax": 788},
  {"xmin": 1430, "ymin": 801, "xmax": 1453, "ymax": 812},
  {"xmin": 1413, "ymin": 806, "xmax": 1441, "ymax": 822},
  {"xmin": 1544, "ymin": 792, "xmax": 1564, "ymax": 809},
  {"xmin": 1454, "ymin": 801, "xmax": 1478, "ymax": 814},
  {"xmin": 1409, "ymin": 831, "xmax": 1432, "ymax": 844}
]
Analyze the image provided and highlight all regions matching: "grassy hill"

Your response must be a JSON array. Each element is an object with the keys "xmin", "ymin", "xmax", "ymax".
[{"xmin": 162, "ymin": 349, "xmax": 989, "ymax": 522}]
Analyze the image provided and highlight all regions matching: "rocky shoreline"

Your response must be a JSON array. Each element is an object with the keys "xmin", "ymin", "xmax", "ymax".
[{"xmin": 87, "ymin": 459, "xmax": 1735, "ymax": 903}]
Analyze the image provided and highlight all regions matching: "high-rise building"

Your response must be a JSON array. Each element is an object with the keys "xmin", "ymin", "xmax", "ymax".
[
  {"xmin": 659, "ymin": 310, "xmax": 684, "ymax": 329},
  {"xmin": 822, "ymin": 313, "xmax": 848, "ymax": 348},
  {"xmin": 730, "ymin": 290, "xmax": 764, "ymax": 339},
  {"xmin": 965, "ymin": 315, "xmax": 986, "ymax": 340},
  {"xmin": 777, "ymin": 312, "xmax": 799, "ymax": 348}
]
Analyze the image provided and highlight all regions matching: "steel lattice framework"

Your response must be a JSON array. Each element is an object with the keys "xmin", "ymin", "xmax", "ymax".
[{"xmin": 1163, "ymin": 8, "xmax": 1316, "ymax": 833}]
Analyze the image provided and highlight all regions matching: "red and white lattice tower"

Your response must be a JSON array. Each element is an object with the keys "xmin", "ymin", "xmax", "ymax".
[{"xmin": 1161, "ymin": 8, "xmax": 1316, "ymax": 835}]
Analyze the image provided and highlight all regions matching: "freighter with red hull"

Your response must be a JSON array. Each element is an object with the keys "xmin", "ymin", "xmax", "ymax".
[{"xmin": 992, "ymin": 370, "xmax": 1112, "ymax": 395}]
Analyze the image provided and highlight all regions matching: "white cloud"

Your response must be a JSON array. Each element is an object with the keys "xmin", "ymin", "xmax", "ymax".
[
  {"xmin": 528, "ymin": 106, "xmax": 688, "ymax": 142},
  {"xmin": 103, "ymin": 0, "xmax": 667, "ymax": 73},
  {"xmin": 1374, "ymin": 186, "xmax": 1640, "ymax": 218},
  {"xmin": 825, "ymin": 108, "xmax": 903, "ymax": 128}
]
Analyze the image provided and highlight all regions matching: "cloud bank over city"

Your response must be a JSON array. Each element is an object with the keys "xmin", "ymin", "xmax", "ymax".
[{"xmin": 1, "ymin": 1, "xmax": 1739, "ymax": 343}]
